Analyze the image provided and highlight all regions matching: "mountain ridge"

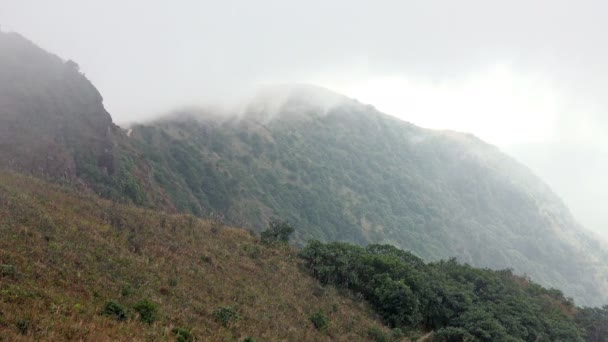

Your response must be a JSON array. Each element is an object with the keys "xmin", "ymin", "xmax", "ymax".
[{"xmin": 127, "ymin": 96, "xmax": 608, "ymax": 306}]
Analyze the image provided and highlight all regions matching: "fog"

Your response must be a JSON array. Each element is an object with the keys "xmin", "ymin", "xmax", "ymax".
[{"xmin": 1, "ymin": 0, "xmax": 607, "ymax": 236}]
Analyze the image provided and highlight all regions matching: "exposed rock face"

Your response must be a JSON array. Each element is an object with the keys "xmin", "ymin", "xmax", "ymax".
[{"xmin": 0, "ymin": 32, "xmax": 116, "ymax": 179}]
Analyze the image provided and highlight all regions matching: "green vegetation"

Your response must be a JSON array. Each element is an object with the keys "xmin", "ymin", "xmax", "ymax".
[
  {"xmin": 301, "ymin": 240, "xmax": 590, "ymax": 341},
  {"xmin": 213, "ymin": 306, "xmax": 240, "ymax": 327},
  {"xmin": 309, "ymin": 309, "xmax": 329, "ymax": 331},
  {"xmin": 133, "ymin": 299, "xmax": 158, "ymax": 324},
  {"xmin": 575, "ymin": 306, "xmax": 608, "ymax": 341},
  {"xmin": 101, "ymin": 301, "xmax": 128, "ymax": 321},
  {"xmin": 260, "ymin": 219, "xmax": 295, "ymax": 245},
  {"xmin": 15, "ymin": 319, "xmax": 30, "ymax": 335},
  {"xmin": 367, "ymin": 326, "xmax": 390, "ymax": 342}
]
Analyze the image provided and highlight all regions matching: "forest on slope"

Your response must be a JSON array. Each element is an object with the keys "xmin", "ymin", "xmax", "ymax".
[{"xmin": 1, "ymin": 31, "xmax": 607, "ymax": 309}]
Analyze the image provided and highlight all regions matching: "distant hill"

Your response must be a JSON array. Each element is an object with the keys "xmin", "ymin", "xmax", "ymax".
[{"xmin": 1, "ymin": 31, "xmax": 607, "ymax": 308}]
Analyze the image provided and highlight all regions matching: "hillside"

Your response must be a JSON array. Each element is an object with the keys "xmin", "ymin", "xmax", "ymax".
[
  {"xmin": 0, "ymin": 171, "xmax": 392, "ymax": 340},
  {"xmin": 1, "ymin": 31, "xmax": 608, "ymax": 309},
  {"xmin": 128, "ymin": 89, "xmax": 608, "ymax": 307},
  {"xmin": 2, "ymin": 171, "xmax": 607, "ymax": 341}
]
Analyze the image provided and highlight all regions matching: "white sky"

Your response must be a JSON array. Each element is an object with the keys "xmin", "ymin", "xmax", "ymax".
[{"xmin": 317, "ymin": 64, "xmax": 560, "ymax": 146}]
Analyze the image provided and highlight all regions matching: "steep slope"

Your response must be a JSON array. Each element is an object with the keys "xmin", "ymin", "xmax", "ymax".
[
  {"xmin": 0, "ymin": 32, "xmax": 115, "ymax": 179},
  {"xmin": 0, "ymin": 31, "xmax": 152, "ymax": 205},
  {"xmin": 0, "ymin": 171, "xmax": 392, "ymax": 340},
  {"xmin": 128, "ymin": 87, "xmax": 608, "ymax": 307}
]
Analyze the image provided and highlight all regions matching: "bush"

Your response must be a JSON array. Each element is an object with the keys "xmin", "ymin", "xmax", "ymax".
[
  {"xmin": 168, "ymin": 278, "xmax": 178, "ymax": 287},
  {"xmin": 16, "ymin": 319, "xmax": 30, "ymax": 335},
  {"xmin": 309, "ymin": 309, "xmax": 329, "ymax": 331},
  {"xmin": 172, "ymin": 327, "xmax": 193, "ymax": 342},
  {"xmin": 243, "ymin": 244, "xmax": 261, "ymax": 259},
  {"xmin": 133, "ymin": 299, "xmax": 158, "ymax": 324},
  {"xmin": 101, "ymin": 301, "xmax": 128, "ymax": 321},
  {"xmin": 0, "ymin": 264, "xmax": 16, "ymax": 278},
  {"xmin": 367, "ymin": 326, "xmax": 390, "ymax": 342},
  {"xmin": 261, "ymin": 219, "xmax": 295, "ymax": 245},
  {"xmin": 200, "ymin": 255, "xmax": 213, "ymax": 264},
  {"xmin": 392, "ymin": 328, "xmax": 405, "ymax": 339},
  {"xmin": 121, "ymin": 283, "xmax": 133, "ymax": 297},
  {"xmin": 434, "ymin": 327, "xmax": 475, "ymax": 342},
  {"xmin": 213, "ymin": 306, "xmax": 240, "ymax": 327}
]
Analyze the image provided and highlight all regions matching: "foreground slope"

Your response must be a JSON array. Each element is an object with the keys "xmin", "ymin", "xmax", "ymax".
[
  {"xmin": 130, "ymin": 88, "xmax": 608, "ymax": 307},
  {"xmin": 0, "ymin": 172, "xmax": 390, "ymax": 340}
]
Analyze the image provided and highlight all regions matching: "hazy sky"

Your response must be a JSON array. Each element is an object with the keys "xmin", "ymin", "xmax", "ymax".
[{"xmin": 1, "ymin": 1, "xmax": 607, "ymax": 233}]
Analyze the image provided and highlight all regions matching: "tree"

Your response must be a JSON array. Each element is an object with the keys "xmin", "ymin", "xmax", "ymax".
[{"xmin": 261, "ymin": 219, "xmax": 294, "ymax": 244}]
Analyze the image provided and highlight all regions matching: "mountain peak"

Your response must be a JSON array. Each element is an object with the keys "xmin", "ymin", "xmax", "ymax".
[{"xmin": 238, "ymin": 83, "xmax": 364, "ymax": 122}]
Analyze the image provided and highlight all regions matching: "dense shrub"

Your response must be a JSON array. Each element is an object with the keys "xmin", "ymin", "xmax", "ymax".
[
  {"xmin": 120, "ymin": 283, "xmax": 133, "ymax": 297},
  {"xmin": 391, "ymin": 328, "xmax": 405, "ymax": 339},
  {"xmin": 213, "ymin": 306, "xmax": 240, "ymax": 327},
  {"xmin": 300, "ymin": 240, "xmax": 586, "ymax": 341},
  {"xmin": 243, "ymin": 244, "xmax": 261, "ymax": 259},
  {"xmin": 101, "ymin": 301, "xmax": 128, "ymax": 321},
  {"xmin": 434, "ymin": 327, "xmax": 474, "ymax": 341},
  {"xmin": 133, "ymin": 299, "xmax": 158, "ymax": 324},
  {"xmin": 367, "ymin": 326, "xmax": 390, "ymax": 342},
  {"xmin": 575, "ymin": 306, "xmax": 608, "ymax": 342},
  {"xmin": 260, "ymin": 219, "xmax": 294, "ymax": 245},
  {"xmin": 309, "ymin": 309, "xmax": 329, "ymax": 331},
  {"xmin": 0, "ymin": 264, "xmax": 16, "ymax": 278},
  {"xmin": 16, "ymin": 319, "xmax": 30, "ymax": 335}
]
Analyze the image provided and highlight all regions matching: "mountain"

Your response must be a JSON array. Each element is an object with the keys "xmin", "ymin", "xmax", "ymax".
[
  {"xmin": 1, "ymin": 31, "xmax": 607, "ymax": 309},
  {"xmin": 128, "ymin": 86, "xmax": 608, "ymax": 307}
]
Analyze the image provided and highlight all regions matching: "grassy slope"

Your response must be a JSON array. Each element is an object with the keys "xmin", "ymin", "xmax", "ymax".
[{"xmin": 0, "ymin": 171, "xmax": 392, "ymax": 341}]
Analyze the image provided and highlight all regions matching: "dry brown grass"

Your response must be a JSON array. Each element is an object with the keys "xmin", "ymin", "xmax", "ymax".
[{"xmin": 0, "ymin": 171, "xmax": 392, "ymax": 341}]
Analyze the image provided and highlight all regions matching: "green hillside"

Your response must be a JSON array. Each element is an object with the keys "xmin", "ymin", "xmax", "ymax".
[{"xmin": 127, "ymin": 93, "xmax": 608, "ymax": 307}]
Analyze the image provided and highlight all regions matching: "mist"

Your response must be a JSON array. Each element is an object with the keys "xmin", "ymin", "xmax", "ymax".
[{"xmin": 1, "ymin": 0, "xmax": 607, "ymax": 236}]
